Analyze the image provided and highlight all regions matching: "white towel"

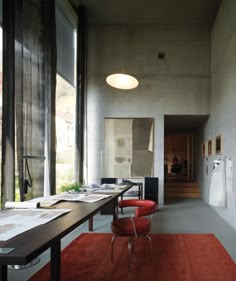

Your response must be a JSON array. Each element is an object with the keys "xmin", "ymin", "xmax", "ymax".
[
  {"xmin": 226, "ymin": 158, "xmax": 233, "ymax": 192},
  {"xmin": 209, "ymin": 160, "xmax": 226, "ymax": 207}
]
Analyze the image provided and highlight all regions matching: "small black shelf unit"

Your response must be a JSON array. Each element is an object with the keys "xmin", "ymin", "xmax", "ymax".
[{"xmin": 144, "ymin": 177, "xmax": 159, "ymax": 203}]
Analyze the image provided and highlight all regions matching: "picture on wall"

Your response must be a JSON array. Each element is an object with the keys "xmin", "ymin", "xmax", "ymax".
[
  {"xmin": 208, "ymin": 140, "xmax": 212, "ymax": 156},
  {"xmin": 104, "ymin": 118, "xmax": 154, "ymax": 178},
  {"xmin": 215, "ymin": 135, "xmax": 222, "ymax": 154}
]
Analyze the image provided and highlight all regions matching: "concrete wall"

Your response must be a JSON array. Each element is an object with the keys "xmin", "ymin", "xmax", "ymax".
[
  {"xmin": 86, "ymin": 23, "xmax": 210, "ymax": 205},
  {"xmin": 198, "ymin": 0, "xmax": 236, "ymax": 230}
]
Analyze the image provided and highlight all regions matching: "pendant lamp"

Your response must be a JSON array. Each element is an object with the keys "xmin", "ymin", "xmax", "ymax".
[
  {"xmin": 106, "ymin": 29, "xmax": 139, "ymax": 90},
  {"xmin": 106, "ymin": 73, "xmax": 139, "ymax": 90}
]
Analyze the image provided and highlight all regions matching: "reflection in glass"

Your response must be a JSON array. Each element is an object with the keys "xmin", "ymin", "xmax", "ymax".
[
  {"xmin": 56, "ymin": 74, "xmax": 76, "ymax": 190},
  {"xmin": 104, "ymin": 118, "xmax": 154, "ymax": 178}
]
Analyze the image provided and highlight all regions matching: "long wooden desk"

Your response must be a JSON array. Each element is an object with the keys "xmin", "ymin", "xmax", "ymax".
[{"xmin": 0, "ymin": 185, "xmax": 131, "ymax": 281}]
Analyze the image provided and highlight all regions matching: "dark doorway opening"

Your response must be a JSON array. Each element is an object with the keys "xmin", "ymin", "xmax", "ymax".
[{"xmin": 164, "ymin": 115, "xmax": 208, "ymax": 202}]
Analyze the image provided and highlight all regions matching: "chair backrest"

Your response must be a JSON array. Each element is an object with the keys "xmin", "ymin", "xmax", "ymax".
[
  {"xmin": 118, "ymin": 199, "xmax": 157, "ymax": 217},
  {"xmin": 101, "ymin": 178, "xmax": 117, "ymax": 184}
]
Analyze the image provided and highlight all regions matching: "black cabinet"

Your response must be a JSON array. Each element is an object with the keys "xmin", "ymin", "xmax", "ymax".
[
  {"xmin": 101, "ymin": 178, "xmax": 117, "ymax": 184},
  {"xmin": 144, "ymin": 177, "xmax": 158, "ymax": 203},
  {"xmin": 100, "ymin": 178, "xmax": 117, "ymax": 215}
]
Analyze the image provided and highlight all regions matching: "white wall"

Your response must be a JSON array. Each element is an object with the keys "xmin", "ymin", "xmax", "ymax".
[
  {"xmin": 198, "ymin": 0, "xmax": 236, "ymax": 230},
  {"xmin": 86, "ymin": 23, "xmax": 210, "ymax": 205}
]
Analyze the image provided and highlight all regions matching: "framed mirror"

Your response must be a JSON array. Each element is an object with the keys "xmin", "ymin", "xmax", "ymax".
[{"xmin": 103, "ymin": 118, "xmax": 154, "ymax": 178}]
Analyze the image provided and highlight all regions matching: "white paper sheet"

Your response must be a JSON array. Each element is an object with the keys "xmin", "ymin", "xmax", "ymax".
[
  {"xmin": 5, "ymin": 201, "xmax": 40, "ymax": 209},
  {"xmin": 29, "ymin": 192, "xmax": 112, "ymax": 207},
  {"xmin": 0, "ymin": 208, "xmax": 71, "ymax": 241}
]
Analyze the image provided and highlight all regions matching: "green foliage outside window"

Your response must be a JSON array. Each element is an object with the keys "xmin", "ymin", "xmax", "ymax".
[{"xmin": 60, "ymin": 182, "xmax": 82, "ymax": 193}]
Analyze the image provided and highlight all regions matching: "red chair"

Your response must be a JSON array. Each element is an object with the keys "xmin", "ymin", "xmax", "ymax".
[{"xmin": 111, "ymin": 199, "xmax": 157, "ymax": 270}]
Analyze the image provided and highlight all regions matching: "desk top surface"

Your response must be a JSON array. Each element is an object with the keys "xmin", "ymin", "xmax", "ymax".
[{"xmin": 0, "ymin": 185, "xmax": 131, "ymax": 265}]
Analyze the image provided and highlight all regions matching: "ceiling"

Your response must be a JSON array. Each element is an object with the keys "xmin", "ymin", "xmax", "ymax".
[
  {"xmin": 69, "ymin": 0, "xmax": 222, "ymax": 26},
  {"xmin": 164, "ymin": 115, "xmax": 209, "ymax": 135}
]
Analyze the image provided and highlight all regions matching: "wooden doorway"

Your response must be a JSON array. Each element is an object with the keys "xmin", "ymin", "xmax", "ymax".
[
  {"xmin": 164, "ymin": 132, "xmax": 195, "ymax": 182},
  {"xmin": 164, "ymin": 132, "xmax": 201, "ymax": 201}
]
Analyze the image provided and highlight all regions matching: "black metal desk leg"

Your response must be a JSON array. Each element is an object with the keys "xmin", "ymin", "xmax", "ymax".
[
  {"xmin": 51, "ymin": 241, "xmax": 61, "ymax": 281},
  {"xmin": 139, "ymin": 183, "xmax": 143, "ymax": 199},
  {"xmin": 113, "ymin": 198, "xmax": 118, "ymax": 221},
  {"xmin": 89, "ymin": 217, "xmax": 94, "ymax": 231},
  {"xmin": 0, "ymin": 265, "xmax": 7, "ymax": 281}
]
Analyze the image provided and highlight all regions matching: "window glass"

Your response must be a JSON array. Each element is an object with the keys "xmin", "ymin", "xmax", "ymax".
[
  {"xmin": 56, "ymin": 74, "xmax": 76, "ymax": 191},
  {"xmin": 55, "ymin": 2, "xmax": 77, "ymax": 192},
  {"xmin": 56, "ymin": 4, "xmax": 75, "ymax": 86}
]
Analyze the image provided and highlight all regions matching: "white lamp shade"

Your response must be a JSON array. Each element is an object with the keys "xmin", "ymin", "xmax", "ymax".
[{"xmin": 106, "ymin": 73, "xmax": 139, "ymax": 90}]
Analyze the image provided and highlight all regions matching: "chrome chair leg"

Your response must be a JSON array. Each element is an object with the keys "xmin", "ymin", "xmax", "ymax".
[
  {"xmin": 111, "ymin": 236, "xmax": 117, "ymax": 262},
  {"xmin": 145, "ymin": 235, "xmax": 152, "ymax": 260}
]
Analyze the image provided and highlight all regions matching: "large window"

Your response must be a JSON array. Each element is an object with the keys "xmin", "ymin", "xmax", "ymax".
[{"xmin": 0, "ymin": 2, "xmax": 77, "ymax": 206}]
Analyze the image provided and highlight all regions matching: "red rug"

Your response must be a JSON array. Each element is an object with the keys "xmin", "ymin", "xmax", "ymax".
[{"xmin": 28, "ymin": 233, "xmax": 236, "ymax": 281}]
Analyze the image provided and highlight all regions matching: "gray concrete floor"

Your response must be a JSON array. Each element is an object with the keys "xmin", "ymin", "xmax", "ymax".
[{"xmin": 8, "ymin": 198, "xmax": 236, "ymax": 281}]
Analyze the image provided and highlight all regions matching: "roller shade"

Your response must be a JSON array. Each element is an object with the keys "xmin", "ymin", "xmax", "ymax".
[
  {"xmin": 0, "ymin": 0, "xmax": 2, "ymax": 24},
  {"xmin": 56, "ymin": 4, "xmax": 75, "ymax": 86},
  {"xmin": 0, "ymin": 0, "xmax": 2, "ymax": 25}
]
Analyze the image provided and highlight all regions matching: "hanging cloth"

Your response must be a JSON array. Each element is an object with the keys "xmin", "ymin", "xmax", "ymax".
[
  {"xmin": 209, "ymin": 159, "xmax": 226, "ymax": 207},
  {"xmin": 225, "ymin": 158, "xmax": 233, "ymax": 192}
]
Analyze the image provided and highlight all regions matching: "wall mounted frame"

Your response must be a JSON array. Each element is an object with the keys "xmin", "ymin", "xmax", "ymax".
[
  {"xmin": 215, "ymin": 135, "xmax": 222, "ymax": 154},
  {"xmin": 208, "ymin": 140, "xmax": 212, "ymax": 156}
]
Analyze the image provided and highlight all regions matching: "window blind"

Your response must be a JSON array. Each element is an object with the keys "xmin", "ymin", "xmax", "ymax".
[{"xmin": 56, "ymin": 4, "xmax": 75, "ymax": 86}]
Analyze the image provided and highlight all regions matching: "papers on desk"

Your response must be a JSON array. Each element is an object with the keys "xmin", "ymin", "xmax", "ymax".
[
  {"xmin": 65, "ymin": 183, "xmax": 128, "ymax": 195},
  {"xmin": 4, "ymin": 190, "xmax": 113, "ymax": 211},
  {"xmin": 0, "ymin": 208, "xmax": 71, "ymax": 241},
  {"xmin": 29, "ymin": 192, "xmax": 112, "ymax": 207},
  {"xmin": 51, "ymin": 193, "xmax": 112, "ymax": 204},
  {"xmin": 92, "ymin": 184, "xmax": 129, "ymax": 193},
  {"xmin": 0, "ymin": 186, "xmax": 120, "ymax": 241},
  {"xmin": 72, "ymin": 193, "xmax": 112, "ymax": 203}
]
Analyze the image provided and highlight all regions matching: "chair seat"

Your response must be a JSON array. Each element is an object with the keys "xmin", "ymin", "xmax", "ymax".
[{"xmin": 111, "ymin": 217, "xmax": 151, "ymax": 236}]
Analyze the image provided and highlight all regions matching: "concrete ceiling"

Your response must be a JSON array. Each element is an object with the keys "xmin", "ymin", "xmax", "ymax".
[
  {"xmin": 69, "ymin": 0, "xmax": 222, "ymax": 26},
  {"xmin": 164, "ymin": 115, "xmax": 209, "ymax": 135}
]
